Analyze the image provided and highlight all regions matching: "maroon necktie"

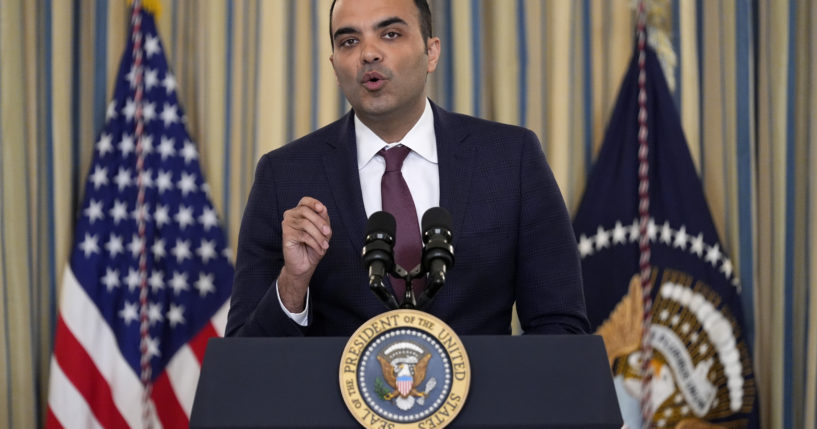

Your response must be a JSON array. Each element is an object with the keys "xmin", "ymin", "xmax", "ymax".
[{"xmin": 379, "ymin": 145, "xmax": 424, "ymax": 301}]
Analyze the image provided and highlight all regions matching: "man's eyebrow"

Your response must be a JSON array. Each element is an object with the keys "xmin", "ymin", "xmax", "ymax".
[
  {"xmin": 374, "ymin": 17, "xmax": 408, "ymax": 29},
  {"xmin": 332, "ymin": 17, "xmax": 408, "ymax": 43},
  {"xmin": 333, "ymin": 26, "xmax": 360, "ymax": 42}
]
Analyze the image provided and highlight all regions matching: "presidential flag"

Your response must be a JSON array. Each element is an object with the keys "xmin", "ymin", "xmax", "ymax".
[
  {"xmin": 573, "ymin": 45, "xmax": 758, "ymax": 428},
  {"xmin": 46, "ymin": 3, "xmax": 233, "ymax": 428}
]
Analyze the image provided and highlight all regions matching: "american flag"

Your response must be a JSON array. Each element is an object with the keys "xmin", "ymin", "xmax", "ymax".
[{"xmin": 46, "ymin": 3, "xmax": 233, "ymax": 428}]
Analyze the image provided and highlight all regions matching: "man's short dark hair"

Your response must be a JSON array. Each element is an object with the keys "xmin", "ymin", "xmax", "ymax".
[{"xmin": 329, "ymin": 0, "xmax": 433, "ymax": 48}]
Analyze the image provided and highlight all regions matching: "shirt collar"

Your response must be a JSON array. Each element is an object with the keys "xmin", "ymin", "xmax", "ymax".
[{"xmin": 356, "ymin": 99, "xmax": 437, "ymax": 169}]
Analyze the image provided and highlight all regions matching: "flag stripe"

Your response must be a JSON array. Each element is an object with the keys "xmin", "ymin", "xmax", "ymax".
[
  {"xmin": 211, "ymin": 301, "xmax": 229, "ymax": 337},
  {"xmin": 47, "ymin": 358, "xmax": 105, "ymax": 429},
  {"xmin": 189, "ymin": 321, "xmax": 218, "ymax": 363},
  {"xmin": 165, "ymin": 345, "xmax": 202, "ymax": 416},
  {"xmin": 53, "ymin": 316, "xmax": 130, "ymax": 429},
  {"xmin": 45, "ymin": 407, "xmax": 66, "ymax": 429},
  {"xmin": 58, "ymin": 267, "xmax": 144, "ymax": 428},
  {"xmin": 152, "ymin": 371, "xmax": 189, "ymax": 428}
]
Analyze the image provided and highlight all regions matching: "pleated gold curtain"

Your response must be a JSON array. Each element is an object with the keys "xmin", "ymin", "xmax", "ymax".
[{"xmin": 0, "ymin": 1, "xmax": 814, "ymax": 428}]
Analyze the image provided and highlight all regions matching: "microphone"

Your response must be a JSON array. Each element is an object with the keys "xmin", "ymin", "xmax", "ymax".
[
  {"xmin": 361, "ymin": 211, "xmax": 399, "ymax": 309},
  {"xmin": 417, "ymin": 207, "xmax": 454, "ymax": 308}
]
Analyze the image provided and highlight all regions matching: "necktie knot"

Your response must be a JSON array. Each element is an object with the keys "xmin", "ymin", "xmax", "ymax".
[{"xmin": 379, "ymin": 145, "xmax": 411, "ymax": 172}]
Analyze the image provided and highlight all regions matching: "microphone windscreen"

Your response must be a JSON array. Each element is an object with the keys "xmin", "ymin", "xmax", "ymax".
[
  {"xmin": 421, "ymin": 207, "xmax": 452, "ymax": 232},
  {"xmin": 366, "ymin": 211, "xmax": 396, "ymax": 236}
]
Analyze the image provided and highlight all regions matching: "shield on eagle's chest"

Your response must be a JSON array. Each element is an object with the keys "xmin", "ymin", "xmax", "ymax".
[{"xmin": 397, "ymin": 374, "xmax": 412, "ymax": 397}]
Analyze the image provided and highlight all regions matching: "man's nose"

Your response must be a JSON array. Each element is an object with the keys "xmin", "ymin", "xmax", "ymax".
[{"xmin": 360, "ymin": 41, "xmax": 382, "ymax": 64}]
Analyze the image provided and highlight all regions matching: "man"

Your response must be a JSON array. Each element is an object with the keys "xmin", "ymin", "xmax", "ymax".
[{"xmin": 225, "ymin": 0, "xmax": 589, "ymax": 337}]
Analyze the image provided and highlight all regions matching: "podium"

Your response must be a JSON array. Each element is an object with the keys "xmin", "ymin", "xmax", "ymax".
[{"xmin": 190, "ymin": 335, "xmax": 622, "ymax": 428}]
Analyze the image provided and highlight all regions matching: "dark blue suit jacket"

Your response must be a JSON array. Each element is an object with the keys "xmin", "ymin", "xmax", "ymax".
[{"xmin": 226, "ymin": 103, "xmax": 589, "ymax": 336}]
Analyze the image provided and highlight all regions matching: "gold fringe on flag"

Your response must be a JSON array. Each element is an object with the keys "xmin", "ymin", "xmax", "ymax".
[
  {"xmin": 631, "ymin": 0, "xmax": 677, "ymax": 91},
  {"xmin": 128, "ymin": 0, "xmax": 162, "ymax": 18}
]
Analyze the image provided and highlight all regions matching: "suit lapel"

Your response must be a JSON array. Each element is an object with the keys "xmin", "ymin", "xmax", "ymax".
[
  {"xmin": 322, "ymin": 112, "xmax": 367, "ymax": 251},
  {"xmin": 432, "ymin": 103, "xmax": 474, "ymax": 243}
]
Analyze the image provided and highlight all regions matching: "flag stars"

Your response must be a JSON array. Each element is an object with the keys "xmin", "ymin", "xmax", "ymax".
[
  {"xmin": 144, "ymin": 33, "xmax": 161, "ymax": 57},
  {"xmin": 114, "ymin": 167, "xmax": 133, "ymax": 191},
  {"xmin": 148, "ymin": 302, "xmax": 164, "ymax": 326},
  {"xmin": 577, "ymin": 234, "xmax": 594, "ymax": 257},
  {"xmin": 128, "ymin": 234, "xmax": 145, "ymax": 258},
  {"xmin": 101, "ymin": 268, "xmax": 121, "ymax": 291},
  {"xmin": 169, "ymin": 271, "xmax": 189, "ymax": 295},
  {"xmin": 104, "ymin": 234, "xmax": 124, "ymax": 258},
  {"xmin": 140, "ymin": 135, "xmax": 154, "ymax": 155},
  {"xmin": 177, "ymin": 173, "xmax": 198, "ymax": 196},
  {"xmin": 151, "ymin": 238, "xmax": 166, "ymax": 260},
  {"xmin": 137, "ymin": 170, "xmax": 154, "ymax": 189},
  {"xmin": 673, "ymin": 225, "xmax": 689, "ymax": 249},
  {"xmin": 124, "ymin": 268, "xmax": 141, "ymax": 292},
  {"xmin": 689, "ymin": 233, "xmax": 705, "ymax": 257},
  {"xmin": 158, "ymin": 137, "xmax": 176, "ymax": 160},
  {"xmin": 628, "ymin": 219, "xmax": 640, "ymax": 242},
  {"xmin": 123, "ymin": 98, "xmax": 136, "ymax": 121},
  {"xmin": 148, "ymin": 270, "xmax": 164, "ymax": 292},
  {"xmin": 175, "ymin": 205, "xmax": 195, "ymax": 229},
  {"xmin": 154, "ymin": 205, "xmax": 171, "ymax": 228},
  {"xmin": 195, "ymin": 273, "xmax": 216, "ymax": 297},
  {"xmin": 199, "ymin": 207, "xmax": 219, "ymax": 231},
  {"xmin": 106, "ymin": 101, "xmax": 118, "ymax": 120},
  {"xmin": 142, "ymin": 102, "xmax": 157, "ymax": 123},
  {"xmin": 167, "ymin": 303, "xmax": 185, "ymax": 327},
  {"xmin": 162, "ymin": 72, "xmax": 177, "ymax": 94},
  {"xmin": 79, "ymin": 234, "xmax": 100, "ymax": 257},
  {"xmin": 594, "ymin": 226, "xmax": 610, "ymax": 250},
  {"xmin": 144, "ymin": 68, "xmax": 159, "ymax": 90},
  {"xmin": 110, "ymin": 200, "xmax": 129, "ymax": 224},
  {"xmin": 160, "ymin": 103, "xmax": 179, "ymax": 127},
  {"xmin": 611, "ymin": 221, "xmax": 627, "ymax": 244},
  {"xmin": 144, "ymin": 336, "xmax": 161, "ymax": 358},
  {"xmin": 96, "ymin": 133, "xmax": 113, "ymax": 156},
  {"xmin": 721, "ymin": 258, "xmax": 734, "ymax": 278},
  {"xmin": 181, "ymin": 140, "xmax": 198, "ymax": 163},
  {"xmin": 131, "ymin": 203, "xmax": 151, "ymax": 223},
  {"xmin": 119, "ymin": 301, "xmax": 139, "ymax": 325},
  {"xmin": 156, "ymin": 170, "xmax": 174, "ymax": 194},
  {"xmin": 171, "ymin": 239, "xmax": 192, "ymax": 263},
  {"xmin": 705, "ymin": 244, "xmax": 721, "ymax": 267},
  {"xmin": 196, "ymin": 239, "xmax": 217, "ymax": 263},
  {"xmin": 119, "ymin": 134, "xmax": 135, "ymax": 157},
  {"xmin": 84, "ymin": 200, "xmax": 105, "ymax": 224},
  {"xmin": 89, "ymin": 166, "xmax": 109, "ymax": 189},
  {"xmin": 125, "ymin": 67, "xmax": 137, "ymax": 88},
  {"xmin": 647, "ymin": 218, "xmax": 658, "ymax": 242},
  {"xmin": 660, "ymin": 221, "xmax": 673, "ymax": 244}
]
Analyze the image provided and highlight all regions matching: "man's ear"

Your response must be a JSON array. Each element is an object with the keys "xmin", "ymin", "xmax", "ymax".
[
  {"xmin": 329, "ymin": 54, "xmax": 339, "ymax": 83},
  {"xmin": 426, "ymin": 37, "xmax": 441, "ymax": 73}
]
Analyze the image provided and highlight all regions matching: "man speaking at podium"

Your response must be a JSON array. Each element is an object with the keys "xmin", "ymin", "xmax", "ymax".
[{"xmin": 226, "ymin": 0, "xmax": 589, "ymax": 337}]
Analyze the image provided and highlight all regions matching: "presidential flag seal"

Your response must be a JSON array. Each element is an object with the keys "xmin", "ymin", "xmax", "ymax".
[{"xmin": 339, "ymin": 309, "xmax": 470, "ymax": 428}]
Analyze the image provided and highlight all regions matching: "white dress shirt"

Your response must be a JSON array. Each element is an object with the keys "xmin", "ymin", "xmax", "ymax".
[{"xmin": 279, "ymin": 99, "xmax": 439, "ymax": 325}]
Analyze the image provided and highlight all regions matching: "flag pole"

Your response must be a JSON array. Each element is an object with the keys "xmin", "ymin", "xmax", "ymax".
[
  {"xmin": 128, "ymin": 1, "xmax": 155, "ymax": 427},
  {"xmin": 635, "ymin": 1, "xmax": 654, "ymax": 428}
]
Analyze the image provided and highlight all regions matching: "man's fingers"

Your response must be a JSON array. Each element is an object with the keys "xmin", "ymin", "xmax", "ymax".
[
  {"xmin": 297, "ymin": 197, "xmax": 331, "ymax": 228},
  {"xmin": 287, "ymin": 216, "xmax": 330, "ymax": 251},
  {"xmin": 289, "ymin": 201, "xmax": 332, "ymax": 237}
]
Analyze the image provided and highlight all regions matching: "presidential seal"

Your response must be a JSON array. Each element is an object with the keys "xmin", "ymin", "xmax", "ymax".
[{"xmin": 339, "ymin": 309, "xmax": 470, "ymax": 429}]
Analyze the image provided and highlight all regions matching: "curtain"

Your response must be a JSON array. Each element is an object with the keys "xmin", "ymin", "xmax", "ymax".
[{"xmin": 0, "ymin": 1, "xmax": 813, "ymax": 427}]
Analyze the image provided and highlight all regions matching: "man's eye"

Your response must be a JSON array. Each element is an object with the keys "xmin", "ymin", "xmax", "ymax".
[
  {"xmin": 383, "ymin": 31, "xmax": 400, "ymax": 39},
  {"xmin": 340, "ymin": 38, "xmax": 358, "ymax": 47}
]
